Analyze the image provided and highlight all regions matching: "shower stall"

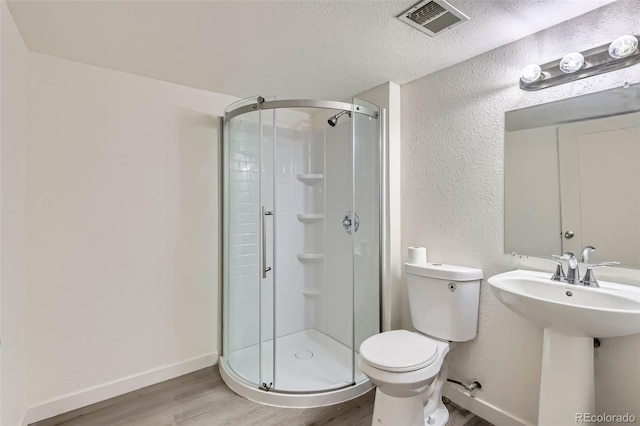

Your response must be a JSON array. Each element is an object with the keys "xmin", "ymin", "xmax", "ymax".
[{"xmin": 220, "ymin": 97, "xmax": 383, "ymax": 406}]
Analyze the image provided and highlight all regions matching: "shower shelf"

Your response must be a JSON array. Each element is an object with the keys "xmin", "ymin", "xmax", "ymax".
[
  {"xmin": 296, "ymin": 213, "xmax": 324, "ymax": 222},
  {"xmin": 302, "ymin": 287, "xmax": 321, "ymax": 296},
  {"xmin": 296, "ymin": 174, "xmax": 324, "ymax": 185},
  {"xmin": 297, "ymin": 253, "xmax": 324, "ymax": 262}
]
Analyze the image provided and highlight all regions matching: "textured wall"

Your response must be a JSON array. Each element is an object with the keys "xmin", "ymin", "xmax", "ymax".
[{"xmin": 401, "ymin": 1, "xmax": 640, "ymax": 424}]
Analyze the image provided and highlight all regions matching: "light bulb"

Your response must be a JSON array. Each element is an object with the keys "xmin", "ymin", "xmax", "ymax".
[
  {"xmin": 559, "ymin": 52, "xmax": 585, "ymax": 73},
  {"xmin": 520, "ymin": 64, "xmax": 542, "ymax": 84},
  {"xmin": 609, "ymin": 35, "xmax": 638, "ymax": 59}
]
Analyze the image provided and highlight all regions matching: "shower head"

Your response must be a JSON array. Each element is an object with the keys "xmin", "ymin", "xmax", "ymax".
[{"xmin": 327, "ymin": 110, "xmax": 351, "ymax": 127}]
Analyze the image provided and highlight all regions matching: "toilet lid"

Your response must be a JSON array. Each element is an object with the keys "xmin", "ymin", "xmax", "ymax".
[{"xmin": 359, "ymin": 330, "xmax": 439, "ymax": 373}]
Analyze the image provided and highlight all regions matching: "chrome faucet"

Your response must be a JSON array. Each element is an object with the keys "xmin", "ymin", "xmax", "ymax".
[
  {"xmin": 564, "ymin": 253, "xmax": 580, "ymax": 284},
  {"xmin": 551, "ymin": 249, "xmax": 620, "ymax": 287},
  {"xmin": 582, "ymin": 262, "xmax": 620, "ymax": 287},
  {"xmin": 554, "ymin": 252, "xmax": 580, "ymax": 284},
  {"xmin": 580, "ymin": 246, "xmax": 596, "ymax": 263},
  {"xmin": 542, "ymin": 258, "xmax": 566, "ymax": 282}
]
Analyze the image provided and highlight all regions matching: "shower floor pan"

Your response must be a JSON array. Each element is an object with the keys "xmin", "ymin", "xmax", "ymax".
[{"xmin": 220, "ymin": 328, "xmax": 372, "ymax": 407}]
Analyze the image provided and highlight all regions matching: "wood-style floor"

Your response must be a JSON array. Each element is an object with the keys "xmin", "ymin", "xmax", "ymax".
[{"xmin": 32, "ymin": 366, "xmax": 493, "ymax": 426}]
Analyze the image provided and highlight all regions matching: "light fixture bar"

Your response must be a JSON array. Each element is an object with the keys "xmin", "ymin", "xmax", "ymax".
[{"xmin": 520, "ymin": 35, "xmax": 640, "ymax": 91}]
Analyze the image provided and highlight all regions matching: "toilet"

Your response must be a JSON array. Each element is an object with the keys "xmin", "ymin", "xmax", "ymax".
[{"xmin": 358, "ymin": 262, "xmax": 483, "ymax": 426}]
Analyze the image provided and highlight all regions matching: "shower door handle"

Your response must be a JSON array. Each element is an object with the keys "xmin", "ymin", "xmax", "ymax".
[{"xmin": 262, "ymin": 206, "xmax": 273, "ymax": 278}]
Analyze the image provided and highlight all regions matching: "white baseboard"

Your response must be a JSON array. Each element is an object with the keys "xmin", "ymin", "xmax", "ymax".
[
  {"xmin": 23, "ymin": 352, "xmax": 218, "ymax": 425},
  {"xmin": 19, "ymin": 408, "xmax": 28, "ymax": 426},
  {"xmin": 443, "ymin": 382, "xmax": 535, "ymax": 426}
]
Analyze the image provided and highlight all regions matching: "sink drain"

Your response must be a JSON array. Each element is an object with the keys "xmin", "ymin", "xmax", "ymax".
[{"xmin": 295, "ymin": 349, "xmax": 313, "ymax": 360}]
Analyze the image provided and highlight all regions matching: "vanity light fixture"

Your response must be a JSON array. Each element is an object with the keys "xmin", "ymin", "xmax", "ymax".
[
  {"xmin": 559, "ymin": 52, "xmax": 585, "ymax": 73},
  {"xmin": 609, "ymin": 35, "xmax": 639, "ymax": 59},
  {"xmin": 520, "ymin": 64, "xmax": 543, "ymax": 84},
  {"xmin": 520, "ymin": 35, "xmax": 640, "ymax": 90}
]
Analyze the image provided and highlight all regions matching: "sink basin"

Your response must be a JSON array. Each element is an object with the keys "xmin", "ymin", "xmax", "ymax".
[
  {"xmin": 488, "ymin": 269, "xmax": 640, "ymax": 425},
  {"xmin": 488, "ymin": 269, "xmax": 640, "ymax": 338}
]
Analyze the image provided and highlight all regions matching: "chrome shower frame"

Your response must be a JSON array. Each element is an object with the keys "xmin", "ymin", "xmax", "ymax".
[
  {"xmin": 220, "ymin": 97, "xmax": 386, "ymax": 408},
  {"xmin": 224, "ymin": 99, "xmax": 379, "ymax": 122}
]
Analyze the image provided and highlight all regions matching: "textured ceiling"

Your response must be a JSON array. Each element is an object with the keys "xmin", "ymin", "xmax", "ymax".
[{"xmin": 7, "ymin": 0, "xmax": 616, "ymax": 100}]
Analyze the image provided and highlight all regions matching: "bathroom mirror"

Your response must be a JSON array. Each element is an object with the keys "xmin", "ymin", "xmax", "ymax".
[{"xmin": 504, "ymin": 83, "xmax": 640, "ymax": 268}]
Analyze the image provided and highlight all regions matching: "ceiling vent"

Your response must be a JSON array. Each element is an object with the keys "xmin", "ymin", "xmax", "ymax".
[{"xmin": 398, "ymin": 0, "xmax": 469, "ymax": 37}]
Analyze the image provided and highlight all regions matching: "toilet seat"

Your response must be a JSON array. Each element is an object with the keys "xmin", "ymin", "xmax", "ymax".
[{"xmin": 360, "ymin": 330, "xmax": 439, "ymax": 372}]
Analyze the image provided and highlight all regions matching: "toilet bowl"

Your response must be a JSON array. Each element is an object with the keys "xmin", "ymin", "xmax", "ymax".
[
  {"xmin": 358, "ymin": 261, "xmax": 483, "ymax": 426},
  {"xmin": 358, "ymin": 330, "xmax": 451, "ymax": 426}
]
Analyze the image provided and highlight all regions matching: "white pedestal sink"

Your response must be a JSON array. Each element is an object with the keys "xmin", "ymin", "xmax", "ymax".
[{"xmin": 488, "ymin": 270, "xmax": 640, "ymax": 425}]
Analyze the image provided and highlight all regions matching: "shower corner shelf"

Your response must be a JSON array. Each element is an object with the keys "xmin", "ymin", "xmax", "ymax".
[
  {"xmin": 296, "ymin": 213, "xmax": 324, "ymax": 222},
  {"xmin": 302, "ymin": 287, "xmax": 321, "ymax": 296},
  {"xmin": 296, "ymin": 174, "xmax": 324, "ymax": 185},
  {"xmin": 297, "ymin": 253, "xmax": 324, "ymax": 262}
]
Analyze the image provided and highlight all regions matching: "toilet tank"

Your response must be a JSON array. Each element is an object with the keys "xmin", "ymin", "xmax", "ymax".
[{"xmin": 405, "ymin": 262, "xmax": 483, "ymax": 342}]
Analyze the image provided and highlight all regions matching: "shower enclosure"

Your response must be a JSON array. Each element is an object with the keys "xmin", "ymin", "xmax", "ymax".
[{"xmin": 220, "ymin": 97, "xmax": 383, "ymax": 406}]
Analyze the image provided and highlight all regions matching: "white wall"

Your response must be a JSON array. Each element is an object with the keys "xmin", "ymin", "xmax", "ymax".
[
  {"xmin": 271, "ymin": 127, "xmax": 308, "ymax": 337},
  {"xmin": 401, "ymin": 1, "xmax": 640, "ymax": 425},
  {"xmin": 24, "ymin": 53, "xmax": 237, "ymax": 422},
  {"xmin": 0, "ymin": 2, "xmax": 29, "ymax": 424}
]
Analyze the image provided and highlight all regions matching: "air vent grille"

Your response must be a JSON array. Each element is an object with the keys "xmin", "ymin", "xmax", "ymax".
[
  {"xmin": 398, "ymin": 0, "xmax": 469, "ymax": 37},
  {"xmin": 407, "ymin": 2, "xmax": 447, "ymax": 25}
]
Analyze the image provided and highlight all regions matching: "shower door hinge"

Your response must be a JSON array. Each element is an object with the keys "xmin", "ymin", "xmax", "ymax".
[{"xmin": 259, "ymin": 382, "xmax": 273, "ymax": 391}]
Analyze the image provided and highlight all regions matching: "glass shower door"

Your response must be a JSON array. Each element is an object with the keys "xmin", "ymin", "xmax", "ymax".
[
  {"xmin": 266, "ymin": 102, "xmax": 380, "ymax": 393},
  {"xmin": 351, "ymin": 98, "xmax": 381, "ymax": 383},
  {"xmin": 223, "ymin": 98, "xmax": 381, "ymax": 399},
  {"xmin": 259, "ymin": 104, "xmax": 275, "ymax": 391},
  {"xmin": 321, "ymin": 107, "xmax": 357, "ymax": 389},
  {"xmin": 279, "ymin": 106, "xmax": 357, "ymax": 392},
  {"xmin": 223, "ymin": 98, "xmax": 274, "ymax": 391}
]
